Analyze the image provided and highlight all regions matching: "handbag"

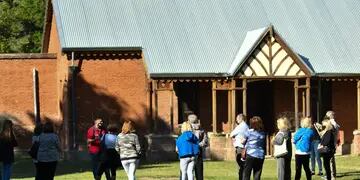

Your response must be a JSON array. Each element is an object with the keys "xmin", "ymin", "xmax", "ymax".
[
  {"xmin": 28, "ymin": 137, "xmax": 40, "ymax": 159},
  {"xmin": 273, "ymin": 132, "xmax": 288, "ymax": 158},
  {"xmin": 318, "ymin": 145, "xmax": 330, "ymax": 154}
]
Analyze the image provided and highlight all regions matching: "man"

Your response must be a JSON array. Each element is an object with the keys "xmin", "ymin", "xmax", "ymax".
[
  {"xmin": 188, "ymin": 114, "xmax": 208, "ymax": 180},
  {"xmin": 230, "ymin": 114, "xmax": 249, "ymax": 180},
  {"xmin": 325, "ymin": 111, "xmax": 340, "ymax": 180},
  {"xmin": 87, "ymin": 118, "xmax": 107, "ymax": 180}
]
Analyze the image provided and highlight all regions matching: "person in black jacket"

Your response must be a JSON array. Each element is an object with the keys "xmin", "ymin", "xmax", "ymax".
[
  {"xmin": 0, "ymin": 119, "xmax": 18, "ymax": 180},
  {"xmin": 319, "ymin": 119, "xmax": 336, "ymax": 180}
]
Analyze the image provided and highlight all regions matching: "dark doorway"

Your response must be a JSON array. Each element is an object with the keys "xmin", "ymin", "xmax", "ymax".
[
  {"xmin": 174, "ymin": 82, "xmax": 200, "ymax": 124},
  {"xmin": 247, "ymin": 81, "xmax": 275, "ymax": 133}
]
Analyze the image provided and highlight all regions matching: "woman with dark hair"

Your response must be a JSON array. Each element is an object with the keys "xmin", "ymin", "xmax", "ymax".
[
  {"xmin": 31, "ymin": 124, "xmax": 43, "ymax": 179},
  {"xmin": 115, "ymin": 121, "xmax": 141, "ymax": 180},
  {"xmin": 97, "ymin": 124, "xmax": 120, "ymax": 180},
  {"xmin": 242, "ymin": 116, "xmax": 266, "ymax": 180},
  {"xmin": 37, "ymin": 122, "xmax": 61, "ymax": 180},
  {"xmin": 0, "ymin": 119, "xmax": 17, "ymax": 180}
]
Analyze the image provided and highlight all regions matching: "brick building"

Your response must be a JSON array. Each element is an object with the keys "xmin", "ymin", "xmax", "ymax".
[{"xmin": 1, "ymin": 0, "xmax": 360, "ymax": 160}]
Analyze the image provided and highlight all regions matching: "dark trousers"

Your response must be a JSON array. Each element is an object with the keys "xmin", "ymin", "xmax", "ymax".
[
  {"xmin": 242, "ymin": 155, "xmax": 264, "ymax": 180},
  {"xmin": 235, "ymin": 148, "xmax": 245, "ymax": 180},
  {"xmin": 194, "ymin": 149, "xmax": 203, "ymax": 180},
  {"xmin": 90, "ymin": 153, "xmax": 110, "ymax": 179},
  {"xmin": 36, "ymin": 161, "xmax": 57, "ymax": 180},
  {"xmin": 295, "ymin": 154, "xmax": 311, "ymax": 180},
  {"xmin": 97, "ymin": 149, "xmax": 119, "ymax": 180},
  {"xmin": 322, "ymin": 153, "xmax": 332, "ymax": 180}
]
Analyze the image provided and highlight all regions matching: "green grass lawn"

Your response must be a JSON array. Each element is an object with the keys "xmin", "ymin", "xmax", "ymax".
[{"xmin": 11, "ymin": 155, "xmax": 360, "ymax": 180}]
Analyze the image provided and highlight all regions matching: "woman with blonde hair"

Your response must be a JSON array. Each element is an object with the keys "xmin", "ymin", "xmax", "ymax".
[
  {"xmin": 273, "ymin": 117, "xmax": 292, "ymax": 180},
  {"xmin": 115, "ymin": 121, "xmax": 141, "ymax": 180},
  {"xmin": 319, "ymin": 119, "xmax": 336, "ymax": 180},
  {"xmin": 293, "ymin": 117, "xmax": 314, "ymax": 180},
  {"xmin": 176, "ymin": 121, "xmax": 199, "ymax": 180}
]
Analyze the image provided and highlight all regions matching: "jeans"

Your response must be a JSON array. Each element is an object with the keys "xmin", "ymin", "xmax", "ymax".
[
  {"xmin": 295, "ymin": 154, "xmax": 311, "ymax": 180},
  {"xmin": 121, "ymin": 159, "xmax": 139, "ymax": 180},
  {"xmin": 90, "ymin": 153, "xmax": 100, "ymax": 178},
  {"xmin": 242, "ymin": 155, "xmax": 264, "ymax": 180},
  {"xmin": 277, "ymin": 157, "xmax": 291, "ymax": 180},
  {"xmin": 311, "ymin": 140, "xmax": 323, "ymax": 173},
  {"xmin": 1, "ymin": 162, "xmax": 12, "ymax": 180},
  {"xmin": 180, "ymin": 156, "xmax": 195, "ymax": 180}
]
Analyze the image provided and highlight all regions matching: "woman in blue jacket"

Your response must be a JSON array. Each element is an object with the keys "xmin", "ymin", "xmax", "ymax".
[
  {"xmin": 176, "ymin": 122, "xmax": 199, "ymax": 180},
  {"xmin": 293, "ymin": 117, "xmax": 314, "ymax": 180}
]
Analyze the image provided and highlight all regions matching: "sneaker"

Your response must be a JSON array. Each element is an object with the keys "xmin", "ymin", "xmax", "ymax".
[
  {"xmin": 318, "ymin": 172, "xmax": 323, "ymax": 176},
  {"xmin": 321, "ymin": 176, "xmax": 327, "ymax": 180},
  {"xmin": 311, "ymin": 171, "xmax": 315, "ymax": 175}
]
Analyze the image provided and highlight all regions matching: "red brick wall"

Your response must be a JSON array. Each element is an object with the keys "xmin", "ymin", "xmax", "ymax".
[
  {"xmin": 332, "ymin": 81, "xmax": 357, "ymax": 143},
  {"xmin": 0, "ymin": 59, "xmax": 58, "ymax": 147},
  {"xmin": 75, "ymin": 59, "xmax": 149, "ymax": 141}
]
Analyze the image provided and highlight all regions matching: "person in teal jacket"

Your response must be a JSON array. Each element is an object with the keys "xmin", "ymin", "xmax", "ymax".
[{"xmin": 293, "ymin": 117, "xmax": 314, "ymax": 180}]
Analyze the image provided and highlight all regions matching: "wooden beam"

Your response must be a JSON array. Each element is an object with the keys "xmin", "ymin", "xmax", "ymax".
[
  {"xmin": 273, "ymin": 54, "xmax": 290, "ymax": 75},
  {"xmin": 268, "ymin": 35, "xmax": 273, "ymax": 76},
  {"xmin": 170, "ymin": 82, "xmax": 174, "ymax": 132},
  {"xmin": 252, "ymin": 55, "xmax": 269, "ymax": 75},
  {"xmin": 306, "ymin": 78, "xmax": 311, "ymax": 116},
  {"xmin": 153, "ymin": 81, "xmax": 159, "ymax": 131},
  {"xmin": 212, "ymin": 81, "xmax": 217, "ymax": 133},
  {"xmin": 242, "ymin": 79, "xmax": 247, "ymax": 116},
  {"xmin": 33, "ymin": 68, "xmax": 40, "ymax": 124},
  {"xmin": 357, "ymin": 80, "xmax": 360, "ymax": 130},
  {"xmin": 294, "ymin": 79, "xmax": 299, "ymax": 129}
]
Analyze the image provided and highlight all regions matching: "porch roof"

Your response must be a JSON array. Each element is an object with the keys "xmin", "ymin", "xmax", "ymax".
[{"xmin": 51, "ymin": 0, "xmax": 360, "ymax": 77}]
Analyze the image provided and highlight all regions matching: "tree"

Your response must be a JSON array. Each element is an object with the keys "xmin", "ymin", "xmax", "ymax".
[{"xmin": 0, "ymin": 0, "xmax": 45, "ymax": 53}]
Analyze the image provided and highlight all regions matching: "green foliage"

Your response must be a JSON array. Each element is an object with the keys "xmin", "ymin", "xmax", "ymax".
[{"xmin": 0, "ymin": 0, "xmax": 45, "ymax": 53}]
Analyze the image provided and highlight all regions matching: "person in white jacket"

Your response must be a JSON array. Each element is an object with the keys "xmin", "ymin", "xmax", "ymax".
[{"xmin": 230, "ymin": 114, "xmax": 249, "ymax": 180}]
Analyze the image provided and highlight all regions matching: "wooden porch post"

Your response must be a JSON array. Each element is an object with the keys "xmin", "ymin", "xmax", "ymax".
[
  {"xmin": 357, "ymin": 80, "xmax": 360, "ymax": 130},
  {"xmin": 212, "ymin": 81, "xmax": 217, "ymax": 133},
  {"xmin": 170, "ymin": 82, "xmax": 174, "ymax": 132},
  {"xmin": 231, "ymin": 79, "xmax": 237, "ymax": 130},
  {"xmin": 242, "ymin": 79, "xmax": 247, "ymax": 116},
  {"xmin": 306, "ymin": 78, "xmax": 311, "ymax": 117},
  {"xmin": 228, "ymin": 82, "xmax": 232, "ymax": 132},
  {"xmin": 302, "ymin": 91, "xmax": 306, "ymax": 117},
  {"xmin": 294, "ymin": 79, "xmax": 299, "ymax": 129}
]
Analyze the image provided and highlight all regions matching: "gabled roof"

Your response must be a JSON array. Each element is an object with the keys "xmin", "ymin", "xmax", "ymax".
[{"xmin": 48, "ymin": 0, "xmax": 360, "ymax": 77}]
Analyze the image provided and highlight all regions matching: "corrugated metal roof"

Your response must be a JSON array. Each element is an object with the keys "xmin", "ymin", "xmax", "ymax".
[{"xmin": 52, "ymin": 0, "xmax": 360, "ymax": 76}]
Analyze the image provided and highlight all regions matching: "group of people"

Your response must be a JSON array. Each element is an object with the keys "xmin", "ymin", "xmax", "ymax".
[
  {"xmin": 86, "ymin": 118, "xmax": 141, "ymax": 180},
  {"xmin": 230, "ymin": 111, "xmax": 339, "ymax": 180}
]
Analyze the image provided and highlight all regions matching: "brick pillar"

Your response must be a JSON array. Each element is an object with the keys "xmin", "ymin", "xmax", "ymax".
[{"xmin": 352, "ymin": 130, "xmax": 360, "ymax": 155}]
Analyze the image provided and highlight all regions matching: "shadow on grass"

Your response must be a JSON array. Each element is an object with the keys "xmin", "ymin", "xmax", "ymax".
[
  {"xmin": 12, "ymin": 158, "xmax": 174, "ymax": 179},
  {"xmin": 337, "ymin": 171, "xmax": 360, "ymax": 179}
]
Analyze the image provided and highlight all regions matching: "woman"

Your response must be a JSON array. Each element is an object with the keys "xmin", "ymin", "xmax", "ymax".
[
  {"xmin": 319, "ymin": 119, "xmax": 336, "ymax": 180},
  {"xmin": 293, "ymin": 117, "xmax": 314, "ymax": 180},
  {"xmin": 273, "ymin": 117, "xmax": 292, "ymax": 180},
  {"xmin": 31, "ymin": 124, "xmax": 43, "ymax": 179},
  {"xmin": 97, "ymin": 124, "xmax": 120, "ymax": 180},
  {"xmin": 115, "ymin": 121, "xmax": 141, "ymax": 180},
  {"xmin": 37, "ymin": 122, "xmax": 61, "ymax": 180},
  {"xmin": 0, "ymin": 119, "xmax": 18, "ymax": 180},
  {"xmin": 242, "ymin": 116, "xmax": 266, "ymax": 180},
  {"xmin": 310, "ymin": 123, "xmax": 323, "ymax": 176},
  {"xmin": 230, "ymin": 114, "xmax": 249, "ymax": 180},
  {"xmin": 176, "ymin": 121, "xmax": 199, "ymax": 180}
]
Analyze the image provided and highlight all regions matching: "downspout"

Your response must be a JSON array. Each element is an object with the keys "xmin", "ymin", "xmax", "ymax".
[{"xmin": 69, "ymin": 52, "xmax": 79, "ymax": 149}]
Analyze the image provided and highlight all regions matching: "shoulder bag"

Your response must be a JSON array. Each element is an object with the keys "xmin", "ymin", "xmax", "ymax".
[{"xmin": 273, "ymin": 132, "xmax": 288, "ymax": 158}]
